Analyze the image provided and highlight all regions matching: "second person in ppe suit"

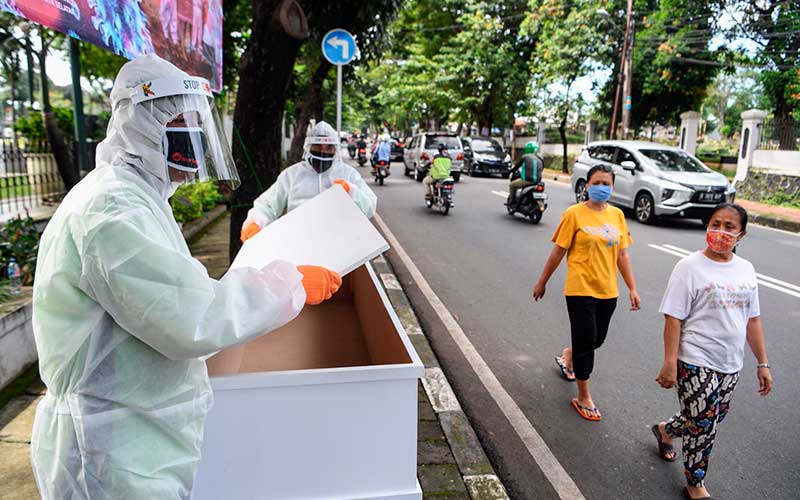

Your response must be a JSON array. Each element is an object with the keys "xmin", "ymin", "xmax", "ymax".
[
  {"xmin": 30, "ymin": 54, "xmax": 341, "ymax": 500},
  {"xmin": 240, "ymin": 121, "xmax": 377, "ymax": 242}
]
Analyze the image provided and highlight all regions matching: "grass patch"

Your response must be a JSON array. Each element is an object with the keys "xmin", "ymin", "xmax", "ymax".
[{"xmin": 0, "ymin": 176, "xmax": 32, "ymax": 199}]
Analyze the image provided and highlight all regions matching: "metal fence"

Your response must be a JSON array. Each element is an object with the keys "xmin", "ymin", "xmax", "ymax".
[
  {"xmin": 759, "ymin": 117, "xmax": 800, "ymax": 151},
  {"xmin": 0, "ymin": 139, "xmax": 65, "ymax": 218}
]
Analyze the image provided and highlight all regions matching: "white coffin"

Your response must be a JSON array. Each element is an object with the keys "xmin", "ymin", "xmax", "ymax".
[{"xmin": 192, "ymin": 187, "xmax": 424, "ymax": 500}]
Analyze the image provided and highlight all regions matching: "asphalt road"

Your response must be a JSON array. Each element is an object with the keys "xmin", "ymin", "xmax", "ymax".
[{"xmin": 351, "ymin": 158, "xmax": 800, "ymax": 500}]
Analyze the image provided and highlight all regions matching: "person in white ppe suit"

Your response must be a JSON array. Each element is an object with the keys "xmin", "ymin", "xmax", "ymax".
[
  {"xmin": 240, "ymin": 121, "xmax": 377, "ymax": 242},
  {"xmin": 29, "ymin": 54, "xmax": 341, "ymax": 499}
]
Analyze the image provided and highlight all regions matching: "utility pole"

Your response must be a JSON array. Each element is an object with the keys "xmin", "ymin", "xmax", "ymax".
[
  {"xmin": 621, "ymin": 16, "xmax": 635, "ymax": 139},
  {"xmin": 69, "ymin": 38, "xmax": 88, "ymax": 173},
  {"xmin": 609, "ymin": 0, "xmax": 634, "ymax": 140}
]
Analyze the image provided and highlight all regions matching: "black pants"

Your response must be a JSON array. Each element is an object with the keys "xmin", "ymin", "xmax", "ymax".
[{"xmin": 566, "ymin": 296, "xmax": 617, "ymax": 381}]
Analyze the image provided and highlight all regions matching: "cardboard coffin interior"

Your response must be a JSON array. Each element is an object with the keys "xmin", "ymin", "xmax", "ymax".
[{"xmin": 207, "ymin": 264, "xmax": 411, "ymax": 376}]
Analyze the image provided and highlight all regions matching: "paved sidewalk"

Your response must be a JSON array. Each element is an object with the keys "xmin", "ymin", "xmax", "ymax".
[
  {"xmin": 0, "ymin": 212, "xmax": 507, "ymax": 499},
  {"xmin": 737, "ymin": 199, "xmax": 800, "ymax": 232}
]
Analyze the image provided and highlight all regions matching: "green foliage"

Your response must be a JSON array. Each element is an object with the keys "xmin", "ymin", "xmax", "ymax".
[
  {"xmin": 169, "ymin": 182, "xmax": 222, "ymax": 224},
  {"xmin": 14, "ymin": 107, "xmax": 73, "ymax": 142},
  {"xmin": 718, "ymin": 1, "xmax": 799, "ymax": 136},
  {"xmin": 702, "ymin": 70, "xmax": 769, "ymax": 137},
  {"xmin": 193, "ymin": 181, "xmax": 223, "ymax": 211},
  {"xmin": 763, "ymin": 191, "xmax": 800, "ymax": 209},
  {"xmin": 0, "ymin": 216, "xmax": 40, "ymax": 286},
  {"xmin": 222, "ymin": 0, "xmax": 252, "ymax": 92},
  {"xmin": 630, "ymin": 0, "xmax": 719, "ymax": 129},
  {"xmin": 79, "ymin": 41, "xmax": 126, "ymax": 81}
]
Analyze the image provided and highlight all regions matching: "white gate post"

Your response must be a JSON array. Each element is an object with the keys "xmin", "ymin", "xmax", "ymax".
[
  {"xmin": 585, "ymin": 120, "xmax": 597, "ymax": 145},
  {"xmin": 679, "ymin": 111, "xmax": 701, "ymax": 155},
  {"xmin": 735, "ymin": 109, "xmax": 767, "ymax": 184}
]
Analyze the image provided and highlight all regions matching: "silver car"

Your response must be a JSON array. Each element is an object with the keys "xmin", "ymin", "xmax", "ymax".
[
  {"xmin": 403, "ymin": 133, "xmax": 464, "ymax": 182},
  {"xmin": 571, "ymin": 141, "xmax": 735, "ymax": 224}
]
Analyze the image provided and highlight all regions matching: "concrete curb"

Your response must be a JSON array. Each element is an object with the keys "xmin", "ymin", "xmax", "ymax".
[
  {"xmin": 371, "ymin": 254, "xmax": 510, "ymax": 500},
  {"xmin": 542, "ymin": 171, "xmax": 571, "ymax": 186},
  {"xmin": 747, "ymin": 211, "xmax": 800, "ymax": 233},
  {"xmin": 181, "ymin": 204, "xmax": 228, "ymax": 242}
]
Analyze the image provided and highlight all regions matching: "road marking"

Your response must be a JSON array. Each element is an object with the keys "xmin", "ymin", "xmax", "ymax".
[
  {"xmin": 374, "ymin": 213, "xmax": 585, "ymax": 500},
  {"xmin": 491, "ymin": 191, "xmax": 509, "ymax": 198},
  {"xmin": 748, "ymin": 223, "xmax": 800, "ymax": 237},
  {"xmin": 650, "ymin": 243, "xmax": 800, "ymax": 298}
]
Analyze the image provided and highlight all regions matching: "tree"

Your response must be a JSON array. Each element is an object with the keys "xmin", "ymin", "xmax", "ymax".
[
  {"xmin": 229, "ymin": 0, "xmax": 402, "ymax": 260},
  {"xmin": 433, "ymin": 1, "xmax": 535, "ymax": 131},
  {"xmin": 632, "ymin": 0, "xmax": 719, "ymax": 131},
  {"xmin": 0, "ymin": 27, "xmax": 22, "ymax": 139},
  {"xmin": 524, "ymin": 0, "xmax": 613, "ymax": 172},
  {"xmin": 0, "ymin": 15, "xmax": 78, "ymax": 188},
  {"xmin": 702, "ymin": 69, "xmax": 768, "ymax": 137},
  {"xmin": 717, "ymin": 0, "xmax": 798, "ymax": 149},
  {"xmin": 286, "ymin": 2, "xmax": 403, "ymax": 164}
]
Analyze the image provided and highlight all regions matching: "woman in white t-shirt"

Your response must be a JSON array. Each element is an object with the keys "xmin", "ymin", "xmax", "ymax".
[{"xmin": 652, "ymin": 203, "xmax": 772, "ymax": 500}]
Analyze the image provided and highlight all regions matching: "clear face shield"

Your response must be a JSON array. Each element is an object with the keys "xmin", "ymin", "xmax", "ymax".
[
  {"xmin": 304, "ymin": 134, "xmax": 340, "ymax": 174},
  {"xmin": 131, "ymin": 77, "xmax": 240, "ymax": 190}
]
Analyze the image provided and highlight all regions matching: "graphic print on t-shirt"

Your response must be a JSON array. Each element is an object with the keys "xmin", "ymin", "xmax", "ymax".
[
  {"xmin": 582, "ymin": 223, "xmax": 621, "ymax": 247},
  {"xmin": 703, "ymin": 282, "xmax": 758, "ymax": 310}
]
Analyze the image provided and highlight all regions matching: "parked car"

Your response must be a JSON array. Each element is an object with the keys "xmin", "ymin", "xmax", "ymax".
[
  {"xmin": 462, "ymin": 136, "xmax": 512, "ymax": 177},
  {"xmin": 369, "ymin": 137, "xmax": 405, "ymax": 166},
  {"xmin": 403, "ymin": 133, "xmax": 464, "ymax": 182},
  {"xmin": 571, "ymin": 141, "xmax": 735, "ymax": 225}
]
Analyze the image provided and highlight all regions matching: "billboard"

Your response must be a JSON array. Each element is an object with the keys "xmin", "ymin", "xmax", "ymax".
[{"xmin": 1, "ymin": 0, "xmax": 223, "ymax": 91}]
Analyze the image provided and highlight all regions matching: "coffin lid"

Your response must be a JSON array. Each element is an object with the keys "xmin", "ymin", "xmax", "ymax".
[{"xmin": 231, "ymin": 185, "xmax": 388, "ymax": 276}]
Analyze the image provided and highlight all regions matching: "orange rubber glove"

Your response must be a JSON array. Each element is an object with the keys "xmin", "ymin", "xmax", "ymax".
[
  {"xmin": 333, "ymin": 179, "xmax": 350, "ymax": 194},
  {"xmin": 297, "ymin": 265, "xmax": 342, "ymax": 305},
  {"xmin": 240, "ymin": 222, "xmax": 261, "ymax": 243}
]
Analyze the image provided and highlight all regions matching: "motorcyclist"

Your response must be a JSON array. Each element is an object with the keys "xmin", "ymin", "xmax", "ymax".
[
  {"xmin": 424, "ymin": 143, "xmax": 452, "ymax": 200},
  {"xmin": 347, "ymin": 132, "xmax": 357, "ymax": 158},
  {"xmin": 507, "ymin": 141, "xmax": 544, "ymax": 206},
  {"xmin": 356, "ymin": 135, "xmax": 368, "ymax": 152},
  {"xmin": 376, "ymin": 134, "xmax": 392, "ymax": 165}
]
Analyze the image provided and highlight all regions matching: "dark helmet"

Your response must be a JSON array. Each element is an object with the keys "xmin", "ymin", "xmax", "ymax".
[{"xmin": 438, "ymin": 143, "xmax": 448, "ymax": 152}]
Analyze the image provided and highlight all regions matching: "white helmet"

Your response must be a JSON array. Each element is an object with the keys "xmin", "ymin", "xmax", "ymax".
[{"xmin": 304, "ymin": 121, "xmax": 340, "ymax": 173}]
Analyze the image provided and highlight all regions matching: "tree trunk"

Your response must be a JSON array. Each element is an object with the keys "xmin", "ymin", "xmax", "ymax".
[
  {"xmin": 38, "ymin": 42, "xmax": 79, "ymax": 190},
  {"xmin": 775, "ymin": 95, "xmax": 797, "ymax": 151},
  {"xmin": 288, "ymin": 59, "xmax": 332, "ymax": 164},
  {"xmin": 229, "ymin": 0, "xmax": 306, "ymax": 262}
]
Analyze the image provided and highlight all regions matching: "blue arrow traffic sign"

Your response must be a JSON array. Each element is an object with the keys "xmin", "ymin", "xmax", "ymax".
[{"xmin": 322, "ymin": 29, "xmax": 356, "ymax": 65}]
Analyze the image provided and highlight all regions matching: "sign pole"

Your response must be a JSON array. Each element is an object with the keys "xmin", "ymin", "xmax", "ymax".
[{"xmin": 336, "ymin": 64, "xmax": 342, "ymax": 148}]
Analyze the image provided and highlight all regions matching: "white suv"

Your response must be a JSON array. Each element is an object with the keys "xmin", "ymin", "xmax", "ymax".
[
  {"xmin": 571, "ymin": 141, "xmax": 735, "ymax": 225},
  {"xmin": 403, "ymin": 133, "xmax": 464, "ymax": 182}
]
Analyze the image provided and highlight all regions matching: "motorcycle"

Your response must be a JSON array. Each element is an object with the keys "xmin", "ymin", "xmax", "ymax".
[
  {"xmin": 357, "ymin": 148, "xmax": 367, "ymax": 167},
  {"xmin": 347, "ymin": 143, "xmax": 356, "ymax": 159},
  {"xmin": 506, "ymin": 182, "xmax": 548, "ymax": 224},
  {"xmin": 373, "ymin": 159, "xmax": 390, "ymax": 185},
  {"xmin": 426, "ymin": 177, "xmax": 455, "ymax": 215}
]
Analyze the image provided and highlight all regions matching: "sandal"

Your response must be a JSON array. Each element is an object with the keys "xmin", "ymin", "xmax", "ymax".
[
  {"xmin": 651, "ymin": 424, "xmax": 678, "ymax": 462},
  {"xmin": 682, "ymin": 486, "xmax": 713, "ymax": 500},
  {"xmin": 555, "ymin": 356, "xmax": 576, "ymax": 382},
  {"xmin": 571, "ymin": 398, "xmax": 601, "ymax": 421}
]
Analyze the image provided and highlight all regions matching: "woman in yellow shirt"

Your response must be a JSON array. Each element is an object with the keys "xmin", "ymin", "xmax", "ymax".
[{"xmin": 533, "ymin": 165, "xmax": 641, "ymax": 421}]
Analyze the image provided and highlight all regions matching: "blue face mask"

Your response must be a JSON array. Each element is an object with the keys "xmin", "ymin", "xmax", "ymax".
[{"xmin": 588, "ymin": 185, "xmax": 613, "ymax": 202}]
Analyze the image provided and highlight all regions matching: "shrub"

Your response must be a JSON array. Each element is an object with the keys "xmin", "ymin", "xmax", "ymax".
[
  {"xmin": 193, "ymin": 181, "xmax": 223, "ymax": 211},
  {"xmin": 0, "ymin": 215, "xmax": 40, "ymax": 286},
  {"xmin": 14, "ymin": 108, "xmax": 74, "ymax": 142},
  {"xmin": 169, "ymin": 182, "xmax": 223, "ymax": 223}
]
